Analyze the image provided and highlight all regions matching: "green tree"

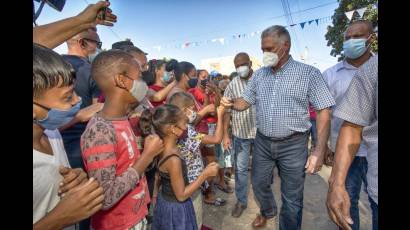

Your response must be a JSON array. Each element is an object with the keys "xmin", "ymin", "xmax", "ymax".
[{"xmin": 325, "ymin": 0, "xmax": 378, "ymax": 61}]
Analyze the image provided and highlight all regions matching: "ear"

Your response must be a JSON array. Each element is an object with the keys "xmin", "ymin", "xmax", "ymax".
[
  {"xmin": 79, "ymin": 39, "xmax": 87, "ymax": 49},
  {"xmin": 114, "ymin": 73, "xmax": 128, "ymax": 90}
]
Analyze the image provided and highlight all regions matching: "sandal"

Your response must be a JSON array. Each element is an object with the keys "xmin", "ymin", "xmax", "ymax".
[
  {"xmin": 204, "ymin": 197, "xmax": 227, "ymax": 206},
  {"xmin": 215, "ymin": 183, "xmax": 234, "ymax": 194}
]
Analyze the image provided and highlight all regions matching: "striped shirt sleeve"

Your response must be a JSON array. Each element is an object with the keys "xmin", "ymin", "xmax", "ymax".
[
  {"xmin": 81, "ymin": 118, "xmax": 140, "ymax": 210},
  {"xmin": 242, "ymin": 71, "xmax": 258, "ymax": 105}
]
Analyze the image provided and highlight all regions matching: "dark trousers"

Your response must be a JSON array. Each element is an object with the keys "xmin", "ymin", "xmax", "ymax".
[
  {"xmin": 252, "ymin": 131, "xmax": 308, "ymax": 230},
  {"xmin": 342, "ymin": 156, "xmax": 368, "ymax": 230}
]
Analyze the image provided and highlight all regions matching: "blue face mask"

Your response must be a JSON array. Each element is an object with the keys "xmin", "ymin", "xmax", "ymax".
[
  {"xmin": 162, "ymin": 72, "xmax": 172, "ymax": 83},
  {"xmin": 343, "ymin": 36, "xmax": 370, "ymax": 59},
  {"xmin": 34, "ymin": 99, "xmax": 82, "ymax": 130}
]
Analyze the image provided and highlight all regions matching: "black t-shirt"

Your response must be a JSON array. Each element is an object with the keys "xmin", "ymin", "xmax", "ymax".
[{"xmin": 61, "ymin": 55, "xmax": 100, "ymax": 108}]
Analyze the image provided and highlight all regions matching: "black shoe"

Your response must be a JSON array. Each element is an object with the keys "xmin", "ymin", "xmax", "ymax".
[{"xmin": 231, "ymin": 202, "xmax": 247, "ymax": 218}]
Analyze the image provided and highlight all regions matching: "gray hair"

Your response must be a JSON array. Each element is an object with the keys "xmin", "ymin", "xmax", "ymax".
[{"xmin": 261, "ymin": 25, "xmax": 291, "ymax": 46}]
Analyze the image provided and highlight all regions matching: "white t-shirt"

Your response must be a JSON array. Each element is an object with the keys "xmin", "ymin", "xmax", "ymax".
[{"xmin": 33, "ymin": 129, "xmax": 76, "ymax": 230}]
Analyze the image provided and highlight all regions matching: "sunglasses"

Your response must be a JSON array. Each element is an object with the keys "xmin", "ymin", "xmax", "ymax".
[{"xmin": 83, "ymin": 38, "xmax": 102, "ymax": 49}]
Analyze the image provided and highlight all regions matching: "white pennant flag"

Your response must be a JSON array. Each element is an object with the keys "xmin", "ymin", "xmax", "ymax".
[
  {"xmin": 356, "ymin": 7, "xmax": 367, "ymax": 18},
  {"xmin": 219, "ymin": 38, "xmax": 225, "ymax": 45},
  {"xmin": 345, "ymin": 10, "xmax": 355, "ymax": 21}
]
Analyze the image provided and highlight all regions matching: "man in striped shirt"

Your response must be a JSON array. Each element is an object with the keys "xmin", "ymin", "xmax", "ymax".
[{"xmin": 223, "ymin": 52, "xmax": 257, "ymax": 218}]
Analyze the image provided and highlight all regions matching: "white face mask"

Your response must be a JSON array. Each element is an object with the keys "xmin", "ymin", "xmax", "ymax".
[
  {"xmin": 263, "ymin": 46, "xmax": 284, "ymax": 67},
  {"xmin": 129, "ymin": 79, "xmax": 148, "ymax": 102},
  {"xmin": 236, "ymin": 65, "xmax": 250, "ymax": 78}
]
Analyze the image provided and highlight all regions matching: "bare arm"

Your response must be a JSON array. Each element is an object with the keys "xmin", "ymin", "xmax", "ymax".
[
  {"xmin": 92, "ymin": 98, "xmax": 99, "ymax": 104},
  {"xmin": 305, "ymin": 108, "xmax": 332, "ymax": 173},
  {"xmin": 326, "ymin": 121, "xmax": 363, "ymax": 229},
  {"xmin": 58, "ymin": 103, "xmax": 103, "ymax": 131},
  {"xmin": 193, "ymin": 104, "xmax": 214, "ymax": 125},
  {"xmin": 33, "ymin": 1, "xmax": 116, "ymax": 49},
  {"xmin": 312, "ymin": 108, "xmax": 331, "ymax": 159},
  {"xmin": 222, "ymin": 112, "xmax": 232, "ymax": 150},
  {"xmin": 147, "ymin": 81, "xmax": 177, "ymax": 102},
  {"xmin": 232, "ymin": 98, "xmax": 251, "ymax": 111},
  {"xmin": 328, "ymin": 121, "xmax": 363, "ymax": 186},
  {"xmin": 166, "ymin": 157, "xmax": 209, "ymax": 202},
  {"xmin": 202, "ymin": 106, "xmax": 225, "ymax": 145},
  {"xmin": 34, "ymin": 178, "xmax": 103, "ymax": 230}
]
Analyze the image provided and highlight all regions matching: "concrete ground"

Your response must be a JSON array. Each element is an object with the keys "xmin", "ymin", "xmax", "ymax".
[{"xmin": 202, "ymin": 165, "xmax": 372, "ymax": 230}]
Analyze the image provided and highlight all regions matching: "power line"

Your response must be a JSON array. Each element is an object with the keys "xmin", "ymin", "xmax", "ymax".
[{"xmin": 148, "ymin": 1, "xmax": 338, "ymax": 45}]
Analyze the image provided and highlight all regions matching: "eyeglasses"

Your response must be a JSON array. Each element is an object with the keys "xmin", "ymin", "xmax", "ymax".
[{"xmin": 83, "ymin": 38, "xmax": 102, "ymax": 49}]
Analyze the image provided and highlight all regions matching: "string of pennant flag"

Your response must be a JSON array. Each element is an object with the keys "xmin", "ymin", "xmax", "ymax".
[
  {"xmin": 151, "ymin": 16, "xmax": 332, "ymax": 52},
  {"xmin": 151, "ymin": 3, "xmax": 377, "ymax": 52}
]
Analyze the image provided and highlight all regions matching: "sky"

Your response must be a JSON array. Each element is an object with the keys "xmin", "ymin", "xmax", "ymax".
[{"xmin": 34, "ymin": 0, "xmax": 341, "ymax": 72}]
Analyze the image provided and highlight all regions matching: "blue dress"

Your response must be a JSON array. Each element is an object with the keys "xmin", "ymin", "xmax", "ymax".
[{"xmin": 152, "ymin": 154, "xmax": 198, "ymax": 230}]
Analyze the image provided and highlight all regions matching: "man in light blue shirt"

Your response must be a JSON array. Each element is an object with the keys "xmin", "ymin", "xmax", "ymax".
[{"xmin": 323, "ymin": 20, "xmax": 377, "ymax": 230}]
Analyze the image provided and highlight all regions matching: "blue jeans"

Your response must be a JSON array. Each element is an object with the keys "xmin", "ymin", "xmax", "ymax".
[
  {"xmin": 252, "ymin": 131, "xmax": 308, "ymax": 230},
  {"xmin": 309, "ymin": 119, "xmax": 317, "ymax": 147},
  {"xmin": 342, "ymin": 156, "xmax": 368, "ymax": 230},
  {"xmin": 369, "ymin": 197, "xmax": 378, "ymax": 230},
  {"xmin": 232, "ymin": 136, "xmax": 254, "ymax": 206}
]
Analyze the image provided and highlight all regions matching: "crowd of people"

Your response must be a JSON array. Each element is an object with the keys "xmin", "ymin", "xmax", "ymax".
[{"xmin": 33, "ymin": 1, "xmax": 378, "ymax": 230}]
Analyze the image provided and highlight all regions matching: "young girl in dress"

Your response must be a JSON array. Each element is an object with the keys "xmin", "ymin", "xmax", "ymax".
[{"xmin": 146, "ymin": 104, "xmax": 219, "ymax": 230}]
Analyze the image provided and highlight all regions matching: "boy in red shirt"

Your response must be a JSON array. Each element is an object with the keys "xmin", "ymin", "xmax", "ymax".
[{"xmin": 81, "ymin": 50, "xmax": 163, "ymax": 230}]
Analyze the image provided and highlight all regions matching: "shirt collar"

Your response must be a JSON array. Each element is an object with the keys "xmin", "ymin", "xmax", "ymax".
[
  {"xmin": 266, "ymin": 55, "xmax": 294, "ymax": 74},
  {"xmin": 338, "ymin": 52, "xmax": 375, "ymax": 72},
  {"xmin": 336, "ymin": 60, "xmax": 357, "ymax": 72}
]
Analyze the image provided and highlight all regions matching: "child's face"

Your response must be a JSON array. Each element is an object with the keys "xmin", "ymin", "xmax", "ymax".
[
  {"xmin": 168, "ymin": 111, "xmax": 188, "ymax": 139},
  {"xmin": 33, "ymin": 83, "xmax": 80, "ymax": 121},
  {"xmin": 181, "ymin": 102, "xmax": 197, "ymax": 121}
]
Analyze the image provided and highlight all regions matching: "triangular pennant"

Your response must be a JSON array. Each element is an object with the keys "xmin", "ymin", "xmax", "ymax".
[
  {"xmin": 315, "ymin": 19, "xmax": 319, "ymax": 25},
  {"xmin": 219, "ymin": 38, "xmax": 225, "ymax": 45},
  {"xmin": 345, "ymin": 10, "xmax": 355, "ymax": 21},
  {"xmin": 308, "ymin": 20, "xmax": 314, "ymax": 25},
  {"xmin": 356, "ymin": 7, "xmax": 366, "ymax": 18},
  {"xmin": 300, "ymin": 22, "xmax": 306, "ymax": 29}
]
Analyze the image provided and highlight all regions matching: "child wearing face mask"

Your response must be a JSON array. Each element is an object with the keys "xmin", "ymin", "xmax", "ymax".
[
  {"xmin": 168, "ymin": 92, "xmax": 226, "ymax": 229},
  {"xmin": 80, "ymin": 50, "xmax": 164, "ymax": 230},
  {"xmin": 145, "ymin": 104, "xmax": 220, "ymax": 230}
]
